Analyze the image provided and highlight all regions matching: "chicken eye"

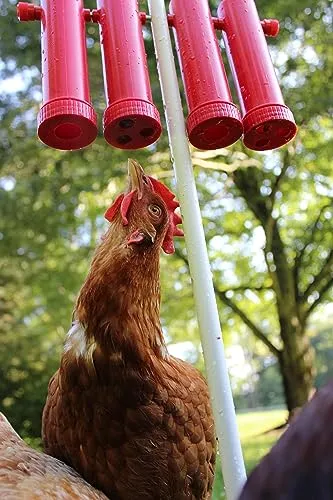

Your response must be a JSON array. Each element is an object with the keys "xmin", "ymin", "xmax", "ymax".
[{"xmin": 148, "ymin": 204, "xmax": 162, "ymax": 218}]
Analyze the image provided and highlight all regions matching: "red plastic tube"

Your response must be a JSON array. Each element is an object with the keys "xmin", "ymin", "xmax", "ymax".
[
  {"xmin": 169, "ymin": 0, "xmax": 243, "ymax": 150},
  {"xmin": 96, "ymin": 0, "xmax": 161, "ymax": 149},
  {"xmin": 218, "ymin": 0, "xmax": 297, "ymax": 151},
  {"xmin": 17, "ymin": 1, "xmax": 97, "ymax": 151}
]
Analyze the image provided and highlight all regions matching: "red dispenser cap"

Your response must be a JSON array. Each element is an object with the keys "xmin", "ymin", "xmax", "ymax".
[
  {"xmin": 38, "ymin": 98, "xmax": 97, "ymax": 151},
  {"xmin": 187, "ymin": 101, "xmax": 243, "ymax": 150},
  {"xmin": 103, "ymin": 99, "xmax": 161, "ymax": 150},
  {"xmin": 243, "ymin": 104, "xmax": 297, "ymax": 151}
]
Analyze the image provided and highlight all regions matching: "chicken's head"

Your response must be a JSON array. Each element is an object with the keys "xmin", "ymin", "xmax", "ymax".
[{"xmin": 104, "ymin": 159, "xmax": 183, "ymax": 254}]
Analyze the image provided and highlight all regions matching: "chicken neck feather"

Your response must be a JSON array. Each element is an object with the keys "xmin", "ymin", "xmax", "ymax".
[{"xmin": 74, "ymin": 217, "xmax": 167, "ymax": 364}]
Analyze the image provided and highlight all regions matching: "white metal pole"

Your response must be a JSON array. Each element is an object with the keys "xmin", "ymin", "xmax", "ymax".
[{"xmin": 148, "ymin": 1, "xmax": 246, "ymax": 499}]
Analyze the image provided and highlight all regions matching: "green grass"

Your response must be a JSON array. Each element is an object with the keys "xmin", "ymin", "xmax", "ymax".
[{"xmin": 212, "ymin": 408, "xmax": 288, "ymax": 499}]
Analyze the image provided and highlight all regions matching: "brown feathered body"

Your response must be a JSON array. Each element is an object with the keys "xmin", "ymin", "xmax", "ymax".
[
  {"xmin": 0, "ymin": 412, "xmax": 107, "ymax": 499},
  {"xmin": 239, "ymin": 380, "xmax": 333, "ymax": 500},
  {"xmin": 42, "ymin": 162, "xmax": 216, "ymax": 499}
]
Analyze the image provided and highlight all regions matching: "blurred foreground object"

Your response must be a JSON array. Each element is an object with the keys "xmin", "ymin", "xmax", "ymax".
[
  {"xmin": 239, "ymin": 381, "xmax": 333, "ymax": 499},
  {"xmin": 0, "ymin": 413, "xmax": 107, "ymax": 499}
]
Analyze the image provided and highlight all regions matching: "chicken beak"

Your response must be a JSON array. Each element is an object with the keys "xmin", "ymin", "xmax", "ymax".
[{"xmin": 128, "ymin": 159, "xmax": 144, "ymax": 199}]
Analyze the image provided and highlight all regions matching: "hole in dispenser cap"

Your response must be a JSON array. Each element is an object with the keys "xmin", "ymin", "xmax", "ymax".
[
  {"xmin": 203, "ymin": 122, "xmax": 229, "ymax": 144},
  {"xmin": 255, "ymin": 123, "xmax": 272, "ymax": 135},
  {"xmin": 54, "ymin": 123, "xmax": 82, "ymax": 140},
  {"xmin": 117, "ymin": 135, "xmax": 132, "ymax": 145},
  {"xmin": 119, "ymin": 119, "xmax": 135, "ymax": 129},
  {"xmin": 140, "ymin": 127, "xmax": 154, "ymax": 138},
  {"xmin": 255, "ymin": 137, "xmax": 270, "ymax": 149}
]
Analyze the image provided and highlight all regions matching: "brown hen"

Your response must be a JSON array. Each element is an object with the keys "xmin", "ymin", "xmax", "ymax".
[
  {"xmin": 42, "ymin": 159, "xmax": 216, "ymax": 499},
  {"xmin": 0, "ymin": 412, "xmax": 107, "ymax": 499},
  {"xmin": 239, "ymin": 380, "xmax": 333, "ymax": 499}
]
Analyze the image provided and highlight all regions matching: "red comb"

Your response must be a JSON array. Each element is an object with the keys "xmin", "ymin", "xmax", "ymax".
[
  {"xmin": 104, "ymin": 172, "xmax": 183, "ymax": 254},
  {"xmin": 104, "ymin": 193, "xmax": 124, "ymax": 222},
  {"xmin": 104, "ymin": 191, "xmax": 135, "ymax": 225}
]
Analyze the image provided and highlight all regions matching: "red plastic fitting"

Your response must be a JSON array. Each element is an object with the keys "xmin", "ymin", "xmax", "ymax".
[
  {"xmin": 218, "ymin": 0, "xmax": 297, "ymax": 151},
  {"xmin": 17, "ymin": 2, "xmax": 42, "ymax": 21},
  {"xmin": 212, "ymin": 16, "xmax": 279, "ymax": 37},
  {"xmin": 169, "ymin": 0, "xmax": 243, "ymax": 150},
  {"xmin": 17, "ymin": 1, "xmax": 97, "ymax": 150},
  {"xmin": 84, "ymin": 9, "xmax": 101, "ymax": 24},
  {"xmin": 139, "ymin": 12, "xmax": 147, "ymax": 25},
  {"xmin": 261, "ymin": 19, "xmax": 280, "ymax": 37},
  {"xmin": 96, "ymin": 0, "xmax": 161, "ymax": 150}
]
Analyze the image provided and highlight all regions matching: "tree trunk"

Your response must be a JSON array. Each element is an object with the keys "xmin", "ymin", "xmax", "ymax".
[
  {"xmin": 225, "ymin": 167, "xmax": 322, "ymax": 417},
  {"xmin": 265, "ymin": 215, "xmax": 315, "ymax": 416},
  {"xmin": 277, "ymin": 331, "xmax": 315, "ymax": 416}
]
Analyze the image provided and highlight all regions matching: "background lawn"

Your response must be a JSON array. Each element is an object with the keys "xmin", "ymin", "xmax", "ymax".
[{"xmin": 212, "ymin": 408, "xmax": 288, "ymax": 499}]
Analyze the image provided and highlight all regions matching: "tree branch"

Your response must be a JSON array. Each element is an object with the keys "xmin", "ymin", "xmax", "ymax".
[
  {"xmin": 232, "ymin": 166, "xmax": 297, "ymax": 313},
  {"xmin": 268, "ymin": 153, "xmax": 289, "ymax": 211},
  {"xmin": 294, "ymin": 203, "xmax": 332, "ymax": 301},
  {"xmin": 218, "ymin": 285, "xmax": 273, "ymax": 293},
  {"xmin": 294, "ymin": 203, "xmax": 331, "ymax": 269},
  {"xmin": 303, "ymin": 276, "xmax": 333, "ymax": 319},
  {"xmin": 302, "ymin": 248, "xmax": 333, "ymax": 303},
  {"xmin": 232, "ymin": 168, "xmax": 270, "ymax": 226},
  {"xmin": 213, "ymin": 287, "xmax": 281, "ymax": 356},
  {"xmin": 174, "ymin": 248, "xmax": 281, "ymax": 357}
]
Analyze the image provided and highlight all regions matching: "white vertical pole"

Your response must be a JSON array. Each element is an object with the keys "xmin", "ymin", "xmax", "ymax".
[{"xmin": 148, "ymin": 2, "xmax": 246, "ymax": 499}]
